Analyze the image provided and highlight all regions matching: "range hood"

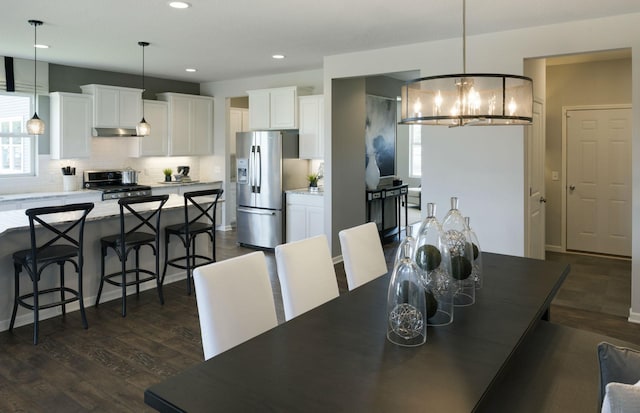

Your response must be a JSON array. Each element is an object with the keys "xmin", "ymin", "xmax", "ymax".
[{"xmin": 93, "ymin": 127, "xmax": 138, "ymax": 137}]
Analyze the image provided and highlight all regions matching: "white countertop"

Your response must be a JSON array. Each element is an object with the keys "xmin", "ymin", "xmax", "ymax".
[
  {"xmin": 285, "ymin": 187, "xmax": 324, "ymax": 196},
  {"xmin": 0, "ymin": 193, "xmax": 223, "ymax": 236}
]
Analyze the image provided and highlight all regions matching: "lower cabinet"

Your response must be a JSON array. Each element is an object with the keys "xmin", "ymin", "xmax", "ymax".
[{"xmin": 286, "ymin": 192, "xmax": 324, "ymax": 243}]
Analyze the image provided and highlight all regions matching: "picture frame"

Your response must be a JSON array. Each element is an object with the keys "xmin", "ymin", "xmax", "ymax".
[{"xmin": 365, "ymin": 94, "xmax": 396, "ymax": 178}]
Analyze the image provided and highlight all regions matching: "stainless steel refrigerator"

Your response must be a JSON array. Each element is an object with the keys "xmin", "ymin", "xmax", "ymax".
[{"xmin": 236, "ymin": 130, "xmax": 307, "ymax": 249}]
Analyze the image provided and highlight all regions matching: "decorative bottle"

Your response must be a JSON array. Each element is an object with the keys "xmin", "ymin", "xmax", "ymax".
[
  {"xmin": 365, "ymin": 151, "xmax": 381, "ymax": 190},
  {"xmin": 386, "ymin": 242, "xmax": 427, "ymax": 347},
  {"xmin": 442, "ymin": 197, "xmax": 475, "ymax": 307},
  {"xmin": 393, "ymin": 223, "xmax": 416, "ymax": 267},
  {"xmin": 465, "ymin": 217, "xmax": 483, "ymax": 290},
  {"xmin": 414, "ymin": 203, "xmax": 453, "ymax": 326}
]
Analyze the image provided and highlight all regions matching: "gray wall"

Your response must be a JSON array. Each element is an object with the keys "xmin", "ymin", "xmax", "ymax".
[
  {"xmin": 49, "ymin": 64, "xmax": 199, "ymax": 99},
  {"xmin": 331, "ymin": 77, "xmax": 366, "ymax": 255},
  {"xmin": 545, "ymin": 58, "xmax": 632, "ymax": 247}
]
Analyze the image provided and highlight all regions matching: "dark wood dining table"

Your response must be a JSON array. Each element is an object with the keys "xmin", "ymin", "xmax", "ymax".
[{"xmin": 144, "ymin": 252, "xmax": 570, "ymax": 412}]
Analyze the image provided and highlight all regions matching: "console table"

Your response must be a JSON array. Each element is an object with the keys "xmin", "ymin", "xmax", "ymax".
[
  {"xmin": 145, "ymin": 253, "xmax": 570, "ymax": 413},
  {"xmin": 366, "ymin": 184, "xmax": 408, "ymax": 242}
]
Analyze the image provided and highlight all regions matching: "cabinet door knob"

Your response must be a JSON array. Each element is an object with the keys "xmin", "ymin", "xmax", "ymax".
[
  {"xmin": 539, "ymin": 197, "xmax": 547, "ymax": 203},
  {"xmin": 569, "ymin": 185, "xmax": 576, "ymax": 191}
]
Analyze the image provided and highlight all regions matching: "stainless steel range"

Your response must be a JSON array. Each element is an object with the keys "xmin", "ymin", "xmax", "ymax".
[{"xmin": 83, "ymin": 170, "xmax": 152, "ymax": 200}]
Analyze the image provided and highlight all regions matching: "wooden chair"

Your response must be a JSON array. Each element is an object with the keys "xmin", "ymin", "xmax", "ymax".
[
  {"xmin": 193, "ymin": 252, "xmax": 277, "ymax": 360},
  {"xmin": 275, "ymin": 234, "xmax": 339, "ymax": 321},
  {"xmin": 95, "ymin": 195, "xmax": 169, "ymax": 317},
  {"xmin": 339, "ymin": 222, "xmax": 388, "ymax": 291},
  {"xmin": 162, "ymin": 188, "xmax": 223, "ymax": 295},
  {"xmin": 11, "ymin": 202, "xmax": 94, "ymax": 344}
]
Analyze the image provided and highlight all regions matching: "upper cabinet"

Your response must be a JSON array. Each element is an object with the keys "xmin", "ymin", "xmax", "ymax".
[
  {"xmin": 130, "ymin": 100, "xmax": 169, "ymax": 157},
  {"xmin": 247, "ymin": 86, "xmax": 310, "ymax": 130},
  {"xmin": 157, "ymin": 92, "xmax": 214, "ymax": 156},
  {"xmin": 49, "ymin": 92, "xmax": 92, "ymax": 159},
  {"xmin": 298, "ymin": 95, "xmax": 324, "ymax": 159},
  {"xmin": 80, "ymin": 84, "xmax": 142, "ymax": 129}
]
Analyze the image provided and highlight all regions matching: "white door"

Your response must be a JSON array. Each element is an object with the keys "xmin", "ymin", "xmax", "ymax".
[
  {"xmin": 566, "ymin": 107, "xmax": 632, "ymax": 256},
  {"xmin": 526, "ymin": 100, "xmax": 545, "ymax": 259}
]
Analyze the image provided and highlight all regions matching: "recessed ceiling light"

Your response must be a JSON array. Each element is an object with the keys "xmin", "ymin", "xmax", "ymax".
[
  {"xmin": 169, "ymin": 1, "xmax": 191, "ymax": 9},
  {"xmin": 272, "ymin": 54, "xmax": 285, "ymax": 60},
  {"xmin": 34, "ymin": 44, "xmax": 49, "ymax": 49},
  {"xmin": 185, "ymin": 68, "xmax": 197, "ymax": 72}
]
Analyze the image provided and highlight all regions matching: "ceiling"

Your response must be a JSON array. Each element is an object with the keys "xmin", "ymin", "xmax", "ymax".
[{"xmin": 3, "ymin": 0, "xmax": 640, "ymax": 84}]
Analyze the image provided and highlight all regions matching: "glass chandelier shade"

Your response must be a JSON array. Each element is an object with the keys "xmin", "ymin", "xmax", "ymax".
[
  {"xmin": 400, "ymin": 74, "xmax": 533, "ymax": 126},
  {"xmin": 399, "ymin": 0, "xmax": 533, "ymax": 127},
  {"xmin": 137, "ymin": 41, "xmax": 150, "ymax": 136},
  {"xmin": 27, "ymin": 19, "xmax": 45, "ymax": 135}
]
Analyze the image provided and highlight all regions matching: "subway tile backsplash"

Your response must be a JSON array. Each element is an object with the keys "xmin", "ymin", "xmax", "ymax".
[{"xmin": 0, "ymin": 139, "xmax": 225, "ymax": 195}]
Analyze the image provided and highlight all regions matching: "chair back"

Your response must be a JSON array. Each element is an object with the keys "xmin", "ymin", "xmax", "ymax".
[
  {"xmin": 275, "ymin": 234, "xmax": 339, "ymax": 321},
  {"xmin": 182, "ymin": 188, "xmax": 223, "ymax": 233},
  {"xmin": 193, "ymin": 251, "xmax": 277, "ymax": 360},
  {"xmin": 117, "ymin": 194, "xmax": 169, "ymax": 245},
  {"xmin": 25, "ymin": 202, "xmax": 94, "ymax": 278},
  {"xmin": 339, "ymin": 222, "xmax": 388, "ymax": 291}
]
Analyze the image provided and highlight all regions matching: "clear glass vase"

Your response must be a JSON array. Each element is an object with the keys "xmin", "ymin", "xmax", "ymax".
[
  {"xmin": 386, "ymin": 243, "xmax": 427, "ymax": 347},
  {"xmin": 393, "ymin": 223, "xmax": 416, "ymax": 267},
  {"xmin": 442, "ymin": 197, "xmax": 475, "ymax": 307},
  {"xmin": 414, "ymin": 203, "xmax": 454, "ymax": 326},
  {"xmin": 465, "ymin": 217, "xmax": 483, "ymax": 290}
]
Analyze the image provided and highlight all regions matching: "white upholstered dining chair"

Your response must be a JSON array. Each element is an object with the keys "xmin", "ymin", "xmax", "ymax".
[
  {"xmin": 193, "ymin": 251, "xmax": 278, "ymax": 360},
  {"xmin": 339, "ymin": 222, "xmax": 388, "ymax": 291},
  {"xmin": 275, "ymin": 234, "xmax": 340, "ymax": 321}
]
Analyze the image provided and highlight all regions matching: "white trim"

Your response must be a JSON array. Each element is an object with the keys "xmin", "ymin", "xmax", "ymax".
[
  {"xmin": 545, "ymin": 244, "xmax": 564, "ymax": 253},
  {"xmin": 561, "ymin": 104, "xmax": 632, "ymax": 252},
  {"xmin": 628, "ymin": 308, "xmax": 640, "ymax": 324}
]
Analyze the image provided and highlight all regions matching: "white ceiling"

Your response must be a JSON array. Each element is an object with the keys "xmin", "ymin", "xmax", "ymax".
[{"xmin": 2, "ymin": 0, "xmax": 640, "ymax": 84}]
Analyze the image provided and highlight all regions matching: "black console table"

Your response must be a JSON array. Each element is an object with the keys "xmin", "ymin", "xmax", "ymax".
[{"xmin": 366, "ymin": 184, "xmax": 408, "ymax": 242}]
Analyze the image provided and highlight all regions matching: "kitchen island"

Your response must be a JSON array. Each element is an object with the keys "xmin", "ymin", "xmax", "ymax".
[{"xmin": 0, "ymin": 184, "xmax": 223, "ymax": 333}]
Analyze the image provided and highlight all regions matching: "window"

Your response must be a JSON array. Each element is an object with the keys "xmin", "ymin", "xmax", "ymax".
[
  {"xmin": 409, "ymin": 125, "xmax": 421, "ymax": 177},
  {"xmin": 0, "ymin": 93, "xmax": 36, "ymax": 176}
]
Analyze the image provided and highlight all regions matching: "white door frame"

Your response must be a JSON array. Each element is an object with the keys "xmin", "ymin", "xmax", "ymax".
[
  {"xmin": 561, "ymin": 104, "xmax": 632, "ymax": 252},
  {"xmin": 524, "ymin": 98, "xmax": 545, "ymax": 258}
]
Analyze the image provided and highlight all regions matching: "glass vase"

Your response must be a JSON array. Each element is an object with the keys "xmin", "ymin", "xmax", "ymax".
[
  {"xmin": 465, "ymin": 217, "xmax": 483, "ymax": 290},
  {"xmin": 414, "ymin": 203, "xmax": 454, "ymax": 326},
  {"xmin": 393, "ymin": 222, "xmax": 416, "ymax": 267},
  {"xmin": 386, "ymin": 243, "xmax": 427, "ymax": 347},
  {"xmin": 442, "ymin": 197, "xmax": 475, "ymax": 307}
]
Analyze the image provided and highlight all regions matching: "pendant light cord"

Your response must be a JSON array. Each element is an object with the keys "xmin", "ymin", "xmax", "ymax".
[
  {"xmin": 33, "ymin": 21, "xmax": 37, "ymax": 111},
  {"xmin": 462, "ymin": 0, "xmax": 466, "ymax": 74}
]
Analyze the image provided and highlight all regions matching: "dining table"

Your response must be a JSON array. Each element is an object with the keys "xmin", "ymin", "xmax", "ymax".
[{"xmin": 144, "ymin": 252, "xmax": 570, "ymax": 412}]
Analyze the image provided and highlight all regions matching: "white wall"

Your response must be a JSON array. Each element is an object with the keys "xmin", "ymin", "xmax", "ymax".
[{"xmin": 322, "ymin": 13, "xmax": 640, "ymax": 319}]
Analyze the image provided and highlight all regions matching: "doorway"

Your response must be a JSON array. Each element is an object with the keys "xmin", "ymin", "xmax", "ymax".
[{"xmin": 565, "ymin": 106, "xmax": 632, "ymax": 256}]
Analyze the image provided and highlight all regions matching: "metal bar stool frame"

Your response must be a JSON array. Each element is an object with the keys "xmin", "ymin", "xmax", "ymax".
[
  {"xmin": 95, "ymin": 195, "xmax": 169, "ymax": 317},
  {"xmin": 162, "ymin": 188, "xmax": 223, "ymax": 295},
  {"xmin": 10, "ymin": 202, "xmax": 95, "ymax": 345}
]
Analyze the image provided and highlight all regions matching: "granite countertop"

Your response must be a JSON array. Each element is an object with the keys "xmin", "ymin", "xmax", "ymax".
[
  {"xmin": 141, "ymin": 180, "xmax": 222, "ymax": 188},
  {"xmin": 0, "ymin": 189, "xmax": 99, "ymax": 202},
  {"xmin": 0, "ymin": 193, "xmax": 224, "ymax": 236},
  {"xmin": 285, "ymin": 187, "xmax": 324, "ymax": 196}
]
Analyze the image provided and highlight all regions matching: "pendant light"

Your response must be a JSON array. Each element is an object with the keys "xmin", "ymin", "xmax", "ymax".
[
  {"xmin": 136, "ymin": 41, "xmax": 151, "ymax": 136},
  {"xmin": 26, "ymin": 19, "xmax": 45, "ymax": 135},
  {"xmin": 399, "ymin": 0, "xmax": 533, "ymax": 126}
]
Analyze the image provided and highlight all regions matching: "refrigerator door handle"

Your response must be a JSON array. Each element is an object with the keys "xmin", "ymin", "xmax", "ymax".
[
  {"xmin": 256, "ymin": 145, "xmax": 262, "ymax": 193},
  {"xmin": 250, "ymin": 145, "xmax": 256, "ymax": 193},
  {"xmin": 238, "ymin": 207, "xmax": 276, "ymax": 216}
]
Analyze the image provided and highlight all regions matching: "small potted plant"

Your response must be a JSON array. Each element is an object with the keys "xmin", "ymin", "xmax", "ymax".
[
  {"xmin": 163, "ymin": 168, "xmax": 173, "ymax": 182},
  {"xmin": 307, "ymin": 173, "xmax": 319, "ymax": 191}
]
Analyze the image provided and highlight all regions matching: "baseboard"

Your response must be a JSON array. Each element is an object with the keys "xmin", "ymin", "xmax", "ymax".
[
  {"xmin": 545, "ymin": 244, "xmax": 564, "ymax": 253},
  {"xmin": 628, "ymin": 309, "xmax": 640, "ymax": 324}
]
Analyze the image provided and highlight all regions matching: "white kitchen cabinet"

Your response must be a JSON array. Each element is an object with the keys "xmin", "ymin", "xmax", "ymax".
[
  {"xmin": 152, "ymin": 185, "xmax": 179, "ymax": 196},
  {"xmin": 131, "ymin": 100, "xmax": 169, "ymax": 157},
  {"xmin": 157, "ymin": 93, "xmax": 214, "ymax": 156},
  {"xmin": 286, "ymin": 192, "xmax": 324, "ymax": 242},
  {"xmin": 247, "ymin": 86, "xmax": 310, "ymax": 130},
  {"xmin": 298, "ymin": 95, "xmax": 324, "ymax": 159},
  {"xmin": 50, "ymin": 92, "xmax": 93, "ymax": 159},
  {"xmin": 80, "ymin": 84, "xmax": 143, "ymax": 129}
]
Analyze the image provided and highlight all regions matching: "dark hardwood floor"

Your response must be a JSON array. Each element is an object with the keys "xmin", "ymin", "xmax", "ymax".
[{"xmin": 0, "ymin": 230, "xmax": 637, "ymax": 412}]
